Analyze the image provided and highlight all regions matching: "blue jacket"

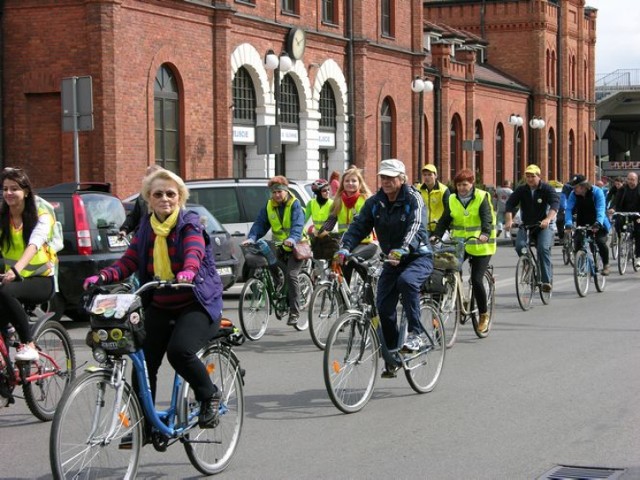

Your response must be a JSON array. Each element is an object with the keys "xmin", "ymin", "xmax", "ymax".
[
  {"xmin": 136, "ymin": 209, "xmax": 223, "ymax": 322},
  {"xmin": 341, "ymin": 184, "xmax": 431, "ymax": 256},
  {"xmin": 565, "ymin": 185, "xmax": 610, "ymax": 232},
  {"xmin": 247, "ymin": 193, "xmax": 305, "ymax": 245}
]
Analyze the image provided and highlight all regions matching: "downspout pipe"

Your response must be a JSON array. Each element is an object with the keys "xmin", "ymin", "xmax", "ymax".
[
  {"xmin": 433, "ymin": 72, "xmax": 442, "ymax": 171},
  {"xmin": 346, "ymin": 0, "xmax": 355, "ymax": 165},
  {"xmin": 556, "ymin": 0, "xmax": 564, "ymax": 179}
]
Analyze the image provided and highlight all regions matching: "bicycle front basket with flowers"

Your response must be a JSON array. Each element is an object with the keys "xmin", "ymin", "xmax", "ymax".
[
  {"xmin": 85, "ymin": 293, "xmax": 145, "ymax": 355},
  {"xmin": 433, "ymin": 238, "xmax": 465, "ymax": 271}
]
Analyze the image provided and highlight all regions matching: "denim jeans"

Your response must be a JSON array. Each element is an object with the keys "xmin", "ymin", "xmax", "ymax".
[{"xmin": 515, "ymin": 226, "xmax": 554, "ymax": 284}]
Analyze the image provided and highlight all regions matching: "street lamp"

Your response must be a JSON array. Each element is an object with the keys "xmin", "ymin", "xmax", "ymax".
[
  {"xmin": 529, "ymin": 116, "xmax": 546, "ymax": 174},
  {"xmin": 264, "ymin": 49, "xmax": 293, "ymax": 175},
  {"xmin": 508, "ymin": 113, "xmax": 524, "ymax": 183},
  {"xmin": 411, "ymin": 76, "xmax": 434, "ymax": 178}
]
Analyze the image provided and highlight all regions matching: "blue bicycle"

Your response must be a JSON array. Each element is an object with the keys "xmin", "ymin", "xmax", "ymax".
[
  {"xmin": 572, "ymin": 225, "xmax": 606, "ymax": 297},
  {"xmin": 49, "ymin": 281, "xmax": 245, "ymax": 478}
]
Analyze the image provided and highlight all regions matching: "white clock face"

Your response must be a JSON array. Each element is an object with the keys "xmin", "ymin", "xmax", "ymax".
[{"xmin": 290, "ymin": 29, "xmax": 305, "ymax": 60}]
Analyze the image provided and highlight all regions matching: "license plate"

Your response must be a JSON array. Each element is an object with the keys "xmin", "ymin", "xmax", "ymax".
[
  {"xmin": 107, "ymin": 235, "xmax": 127, "ymax": 248},
  {"xmin": 217, "ymin": 267, "xmax": 232, "ymax": 276}
]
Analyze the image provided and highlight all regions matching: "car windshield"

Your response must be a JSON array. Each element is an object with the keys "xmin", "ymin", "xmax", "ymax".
[
  {"xmin": 83, "ymin": 193, "xmax": 126, "ymax": 230},
  {"xmin": 187, "ymin": 205, "xmax": 226, "ymax": 233}
]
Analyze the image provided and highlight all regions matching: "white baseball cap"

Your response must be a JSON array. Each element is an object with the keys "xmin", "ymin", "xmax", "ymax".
[{"xmin": 378, "ymin": 159, "xmax": 406, "ymax": 177}]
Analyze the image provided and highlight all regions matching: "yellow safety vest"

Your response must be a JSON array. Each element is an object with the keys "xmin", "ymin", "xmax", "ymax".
[
  {"xmin": 416, "ymin": 182, "xmax": 449, "ymax": 232},
  {"xmin": 266, "ymin": 195, "xmax": 298, "ymax": 251},
  {"xmin": 1, "ymin": 205, "xmax": 57, "ymax": 277},
  {"xmin": 448, "ymin": 188, "xmax": 496, "ymax": 256},
  {"xmin": 309, "ymin": 198, "xmax": 333, "ymax": 230},
  {"xmin": 337, "ymin": 196, "xmax": 372, "ymax": 243}
]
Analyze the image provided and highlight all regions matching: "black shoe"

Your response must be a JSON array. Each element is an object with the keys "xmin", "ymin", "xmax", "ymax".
[
  {"xmin": 287, "ymin": 313, "xmax": 299, "ymax": 326},
  {"xmin": 119, "ymin": 431, "xmax": 150, "ymax": 450},
  {"xmin": 381, "ymin": 364, "xmax": 399, "ymax": 379},
  {"xmin": 198, "ymin": 391, "xmax": 222, "ymax": 429}
]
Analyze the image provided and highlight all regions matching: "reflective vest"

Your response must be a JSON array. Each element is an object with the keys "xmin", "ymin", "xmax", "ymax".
[
  {"xmin": 1, "ymin": 205, "xmax": 56, "ymax": 277},
  {"xmin": 309, "ymin": 198, "xmax": 333, "ymax": 230},
  {"xmin": 448, "ymin": 188, "xmax": 497, "ymax": 256},
  {"xmin": 266, "ymin": 195, "xmax": 298, "ymax": 251},
  {"xmin": 416, "ymin": 181, "xmax": 449, "ymax": 232},
  {"xmin": 337, "ymin": 195, "xmax": 373, "ymax": 243}
]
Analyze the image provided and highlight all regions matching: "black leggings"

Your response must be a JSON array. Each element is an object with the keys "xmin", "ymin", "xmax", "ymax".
[
  {"xmin": 0, "ymin": 276, "xmax": 54, "ymax": 344},
  {"xmin": 467, "ymin": 255, "xmax": 491, "ymax": 315}
]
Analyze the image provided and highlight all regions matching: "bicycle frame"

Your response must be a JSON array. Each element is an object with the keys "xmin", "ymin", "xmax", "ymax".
[{"xmin": 573, "ymin": 226, "xmax": 599, "ymax": 277}]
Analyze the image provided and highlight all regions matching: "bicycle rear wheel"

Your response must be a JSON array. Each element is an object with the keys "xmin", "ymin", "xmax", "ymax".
[
  {"xmin": 562, "ymin": 238, "xmax": 573, "ymax": 266},
  {"xmin": 618, "ymin": 234, "xmax": 629, "ymax": 275},
  {"xmin": 183, "ymin": 345, "xmax": 244, "ymax": 475},
  {"xmin": 404, "ymin": 300, "xmax": 445, "ymax": 393},
  {"xmin": 308, "ymin": 283, "xmax": 345, "ymax": 350},
  {"xmin": 238, "ymin": 277, "xmax": 270, "ymax": 341},
  {"xmin": 610, "ymin": 233, "xmax": 618, "ymax": 260},
  {"xmin": 323, "ymin": 313, "xmax": 378, "ymax": 414},
  {"xmin": 50, "ymin": 370, "xmax": 143, "ymax": 479},
  {"xmin": 471, "ymin": 270, "xmax": 495, "ymax": 338},
  {"xmin": 23, "ymin": 319, "xmax": 76, "ymax": 421},
  {"xmin": 294, "ymin": 272, "xmax": 313, "ymax": 331},
  {"xmin": 515, "ymin": 255, "xmax": 534, "ymax": 311},
  {"xmin": 438, "ymin": 272, "xmax": 459, "ymax": 348},
  {"xmin": 573, "ymin": 250, "xmax": 589, "ymax": 297}
]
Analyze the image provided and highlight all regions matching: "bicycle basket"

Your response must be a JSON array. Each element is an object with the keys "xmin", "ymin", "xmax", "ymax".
[
  {"xmin": 433, "ymin": 240, "xmax": 465, "ymax": 271},
  {"xmin": 243, "ymin": 239, "xmax": 276, "ymax": 268},
  {"xmin": 422, "ymin": 268, "xmax": 447, "ymax": 294},
  {"xmin": 85, "ymin": 294, "xmax": 145, "ymax": 354}
]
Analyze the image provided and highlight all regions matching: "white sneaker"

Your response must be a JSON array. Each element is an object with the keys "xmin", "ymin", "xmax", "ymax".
[
  {"xmin": 635, "ymin": 259, "xmax": 640, "ymax": 269},
  {"xmin": 15, "ymin": 344, "xmax": 39, "ymax": 362}
]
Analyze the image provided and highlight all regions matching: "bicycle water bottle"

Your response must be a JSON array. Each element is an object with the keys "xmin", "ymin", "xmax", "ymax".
[{"xmin": 256, "ymin": 239, "xmax": 277, "ymax": 266}]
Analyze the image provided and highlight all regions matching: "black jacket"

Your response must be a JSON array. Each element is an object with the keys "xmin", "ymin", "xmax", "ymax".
[{"xmin": 505, "ymin": 182, "xmax": 559, "ymax": 225}]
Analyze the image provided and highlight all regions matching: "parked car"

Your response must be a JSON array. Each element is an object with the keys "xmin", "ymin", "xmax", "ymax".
[
  {"xmin": 37, "ymin": 182, "xmax": 128, "ymax": 320},
  {"xmin": 125, "ymin": 178, "xmax": 311, "ymax": 281},
  {"xmin": 124, "ymin": 201, "xmax": 239, "ymax": 289}
]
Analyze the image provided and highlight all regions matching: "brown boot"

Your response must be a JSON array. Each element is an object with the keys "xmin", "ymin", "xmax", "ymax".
[{"xmin": 478, "ymin": 313, "xmax": 490, "ymax": 333}]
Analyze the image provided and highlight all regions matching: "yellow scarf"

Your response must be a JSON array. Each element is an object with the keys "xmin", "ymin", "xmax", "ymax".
[{"xmin": 150, "ymin": 208, "xmax": 180, "ymax": 280}]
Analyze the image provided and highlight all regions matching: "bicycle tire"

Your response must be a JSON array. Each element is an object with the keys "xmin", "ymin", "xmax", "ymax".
[
  {"xmin": 618, "ymin": 234, "xmax": 629, "ymax": 275},
  {"xmin": 593, "ymin": 246, "xmax": 606, "ymax": 292},
  {"xmin": 323, "ymin": 313, "xmax": 378, "ymax": 414},
  {"xmin": 633, "ymin": 249, "xmax": 639, "ymax": 273},
  {"xmin": 23, "ymin": 319, "xmax": 76, "ymax": 422},
  {"xmin": 439, "ymin": 272, "xmax": 459, "ymax": 348},
  {"xmin": 404, "ymin": 300, "xmax": 445, "ymax": 393},
  {"xmin": 562, "ymin": 239, "xmax": 573, "ymax": 266},
  {"xmin": 294, "ymin": 272, "xmax": 313, "ymax": 331},
  {"xmin": 573, "ymin": 250, "xmax": 589, "ymax": 297},
  {"xmin": 183, "ymin": 344, "xmax": 244, "ymax": 475},
  {"xmin": 50, "ymin": 370, "xmax": 143, "ymax": 479},
  {"xmin": 515, "ymin": 255, "xmax": 534, "ymax": 311},
  {"xmin": 471, "ymin": 270, "xmax": 495, "ymax": 338},
  {"xmin": 610, "ymin": 233, "xmax": 618, "ymax": 260},
  {"xmin": 308, "ymin": 283, "xmax": 345, "ymax": 350},
  {"xmin": 238, "ymin": 277, "xmax": 270, "ymax": 341}
]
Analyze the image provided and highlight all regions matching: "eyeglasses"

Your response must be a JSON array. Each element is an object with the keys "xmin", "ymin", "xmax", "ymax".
[{"xmin": 151, "ymin": 190, "xmax": 178, "ymax": 199}]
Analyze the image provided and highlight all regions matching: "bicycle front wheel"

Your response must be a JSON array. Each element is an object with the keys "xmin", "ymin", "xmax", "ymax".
[
  {"xmin": 438, "ymin": 273, "xmax": 459, "ymax": 348},
  {"xmin": 573, "ymin": 250, "xmax": 589, "ymax": 297},
  {"xmin": 182, "ymin": 345, "xmax": 244, "ymax": 475},
  {"xmin": 593, "ymin": 247, "xmax": 606, "ymax": 292},
  {"xmin": 405, "ymin": 300, "xmax": 445, "ymax": 393},
  {"xmin": 50, "ymin": 370, "xmax": 143, "ymax": 479},
  {"xmin": 618, "ymin": 234, "xmax": 629, "ymax": 275},
  {"xmin": 308, "ymin": 283, "xmax": 345, "ymax": 350},
  {"xmin": 239, "ymin": 277, "xmax": 270, "ymax": 341},
  {"xmin": 515, "ymin": 255, "xmax": 534, "ymax": 311},
  {"xmin": 294, "ymin": 272, "xmax": 313, "ymax": 331},
  {"xmin": 24, "ymin": 319, "xmax": 76, "ymax": 421},
  {"xmin": 610, "ymin": 233, "xmax": 618, "ymax": 260},
  {"xmin": 323, "ymin": 313, "xmax": 379, "ymax": 414}
]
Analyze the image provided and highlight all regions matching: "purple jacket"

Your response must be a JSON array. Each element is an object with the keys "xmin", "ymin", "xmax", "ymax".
[{"xmin": 136, "ymin": 209, "xmax": 223, "ymax": 323}]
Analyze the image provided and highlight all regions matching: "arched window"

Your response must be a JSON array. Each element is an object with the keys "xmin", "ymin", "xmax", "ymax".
[
  {"xmin": 319, "ymin": 82, "xmax": 337, "ymax": 179},
  {"xmin": 154, "ymin": 64, "xmax": 180, "ymax": 174},
  {"xmin": 232, "ymin": 67, "xmax": 256, "ymax": 125},
  {"xmin": 546, "ymin": 49, "xmax": 551, "ymax": 91},
  {"xmin": 548, "ymin": 128, "xmax": 558, "ymax": 180},
  {"xmin": 514, "ymin": 126, "xmax": 525, "ymax": 183},
  {"xmin": 569, "ymin": 129, "xmax": 575, "ymax": 175},
  {"xmin": 280, "ymin": 74, "xmax": 300, "ymax": 128},
  {"xmin": 496, "ymin": 123, "xmax": 505, "ymax": 186},
  {"xmin": 381, "ymin": 98, "xmax": 394, "ymax": 161},
  {"xmin": 474, "ymin": 120, "xmax": 484, "ymax": 182},
  {"xmin": 449, "ymin": 114, "xmax": 462, "ymax": 181}
]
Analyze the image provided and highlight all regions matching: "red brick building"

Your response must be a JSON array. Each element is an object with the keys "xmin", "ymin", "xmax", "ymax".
[{"xmin": 0, "ymin": 0, "xmax": 596, "ymax": 197}]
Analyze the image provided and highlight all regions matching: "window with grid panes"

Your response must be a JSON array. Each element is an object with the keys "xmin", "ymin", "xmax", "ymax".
[
  {"xmin": 154, "ymin": 65, "xmax": 180, "ymax": 174},
  {"xmin": 381, "ymin": 99, "xmax": 393, "ymax": 161},
  {"xmin": 322, "ymin": 0, "xmax": 336, "ymax": 24},
  {"xmin": 319, "ymin": 83, "xmax": 336, "ymax": 130},
  {"xmin": 232, "ymin": 67, "xmax": 256, "ymax": 126},
  {"xmin": 282, "ymin": 0, "xmax": 297, "ymax": 14},
  {"xmin": 280, "ymin": 75, "xmax": 300, "ymax": 127},
  {"xmin": 381, "ymin": 0, "xmax": 394, "ymax": 36}
]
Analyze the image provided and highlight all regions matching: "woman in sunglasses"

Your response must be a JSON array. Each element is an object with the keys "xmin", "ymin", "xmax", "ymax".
[
  {"xmin": 0, "ymin": 167, "xmax": 58, "ymax": 361},
  {"xmin": 83, "ymin": 168, "xmax": 224, "ymax": 433}
]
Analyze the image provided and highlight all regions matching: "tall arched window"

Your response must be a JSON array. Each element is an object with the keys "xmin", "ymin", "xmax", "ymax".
[
  {"xmin": 381, "ymin": 98, "xmax": 394, "ymax": 161},
  {"xmin": 449, "ymin": 114, "xmax": 462, "ymax": 181},
  {"xmin": 278, "ymin": 74, "xmax": 300, "ymax": 175},
  {"xmin": 546, "ymin": 49, "xmax": 551, "ymax": 91},
  {"xmin": 474, "ymin": 120, "xmax": 484, "ymax": 182},
  {"xmin": 319, "ymin": 82, "xmax": 337, "ymax": 179},
  {"xmin": 232, "ymin": 67, "xmax": 256, "ymax": 125},
  {"xmin": 569, "ymin": 130, "xmax": 575, "ymax": 175},
  {"xmin": 548, "ymin": 128, "xmax": 558, "ymax": 180},
  {"xmin": 154, "ymin": 65, "xmax": 180, "ymax": 174},
  {"xmin": 496, "ymin": 123, "xmax": 505, "ymax": 186},
  {"xmin": 514, "ymin": 126, "xmax": 524, "ymax": 183}
]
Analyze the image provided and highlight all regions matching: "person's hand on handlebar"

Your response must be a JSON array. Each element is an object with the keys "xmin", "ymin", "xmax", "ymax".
[
  {"xmin": 477, "ymin": 233, "xmax": 489, "ymax": 244},
  {"xmin": 333, "ymin": 249, "xmax": 350, "ymax": 265},
  {"xmin": 176, "ymin": 270, "xmax": 196, "ymax": 284},
  {"xmin": 83, "ymin": 274, "xmax": 105, "ymax": 290},
  {"xmin": 241, "ymin": 238, "xmax": 255, "ymax": 246},
  {"xmin": 387, "ymin": 248, "xmax": 408, "ymax": 267}
]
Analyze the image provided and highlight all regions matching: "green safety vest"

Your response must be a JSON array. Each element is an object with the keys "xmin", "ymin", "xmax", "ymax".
[
  {"xmin": 266, "ymin": 194, "xmax": 298, "ymax": 251},
  {"xmin": 416, "ymin": 181, "xmax": 449, "ymax": 232},
  {"xmin": 1, "ymin": 204, "xmax": 57, "ymax": 277},
  {"xmin": 308, "ymin": 198, "xmax": 333, "ymax": 230},
  {"xmin": 448, "ymin": 188, "xmax": 497, "ymax": 256},
  {"xmin": 337, "ymin": 195, "xmax": 373, "ymax": 243}
]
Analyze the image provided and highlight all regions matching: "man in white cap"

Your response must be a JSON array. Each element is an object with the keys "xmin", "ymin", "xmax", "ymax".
[
  {"xmin": 334, "ymin": 159, "xmax": 433, "ymax": 377},
  {"xmin": 504, "ymin": 164, "xmax": 559, "ymax": 292}
]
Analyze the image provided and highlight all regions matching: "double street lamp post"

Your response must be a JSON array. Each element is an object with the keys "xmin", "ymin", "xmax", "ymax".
[
  {"xmin": 528, "ymin": 116, "xmax": 546, "ymax": 173},
  {"xmin": 264, "ymin": 49, "xmax": 293, "ymax": 175},
  {"xmin": 411, "ymin": 76, "xmax": 434, "ymax": 178},
  {"xmin": 508, "ymin": 113, "xmax": 524, "ymax": 183}
]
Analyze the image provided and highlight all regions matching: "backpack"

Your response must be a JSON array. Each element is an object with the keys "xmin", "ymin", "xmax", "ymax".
[{"xmin": 37, "ymin": 196, "xmax": 64, "ymax": 253}]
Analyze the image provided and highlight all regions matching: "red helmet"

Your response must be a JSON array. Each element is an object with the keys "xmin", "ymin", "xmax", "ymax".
[{"xmin": 311, "ymin": 179, "xmax": 329, "ymax": 193}]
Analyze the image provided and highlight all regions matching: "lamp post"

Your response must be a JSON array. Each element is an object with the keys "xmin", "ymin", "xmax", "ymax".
[
  {"xmin": 411, "ymin": 76, "xmax": 434, "ymax": 179},
  {"xmin": 264, "ymin": 49, "xmax": 293, "ymax": 175},
  {"xmin": 528, "ymin": 116, "xmax": 546, "ymax": 174},
  {"xmin": 508, "ymin": 113, "xmax": 524, "ymax": 183}
]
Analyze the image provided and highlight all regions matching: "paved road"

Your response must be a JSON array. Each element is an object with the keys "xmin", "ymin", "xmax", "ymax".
[{"xmin": 2, "ymin": 243, "xmax": 640, "ymax": 479}]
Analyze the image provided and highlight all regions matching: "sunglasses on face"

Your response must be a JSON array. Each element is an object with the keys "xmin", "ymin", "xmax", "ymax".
[{"xmin": 152, "ymin": 190, "xmax": 178, "ymax": 199}]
